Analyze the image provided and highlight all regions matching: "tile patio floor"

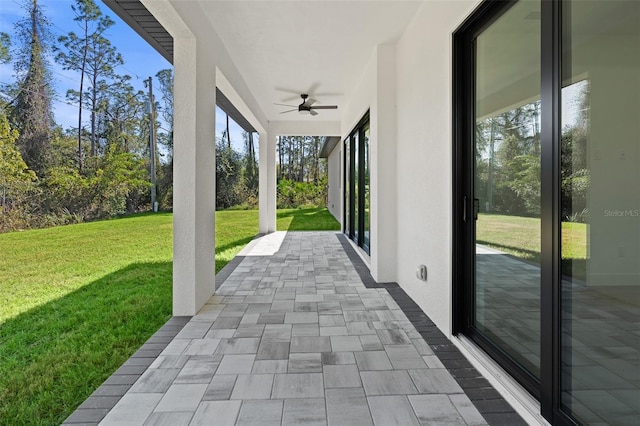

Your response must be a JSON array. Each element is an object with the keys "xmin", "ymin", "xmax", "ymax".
[{"xmin": 64, "ymin": 231, "xmax": 526, "ymax": 426}]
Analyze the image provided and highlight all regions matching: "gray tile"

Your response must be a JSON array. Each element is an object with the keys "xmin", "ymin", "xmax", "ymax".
[
  {"xmin": 289, "ymin": 353, "xmax": 323, "ymax": 373},
  {"xmin": 331, "ymin": 336, "xmax": 363, "ymax": 352},
  {"xmin": 326, "ymin": 388, "xmax": 373, "ymax": 426},
  {"xmin": 385, "ymin": 345, "xmax": 427, "ymax": 369},
  {"xmin": 257, "ymin": 312, "xmax": 285, "ymax": 324},
  {"xmin": 211, "ymin": 317, "xmax": 241, "ymax": 329},
  {"xmin": 377, "ymin": 329, "xmax": 412, "ymax": 345},
  {"xmin": 368, "ymin": 395, "xmax": 420, "ymax": 426},
  {"xmin": 292, "ymin": 324, "xmax": 319, "ymax": 336},
  {"xmin": 129, "ymin": 368, "xmax": 180, "ymax": 393},
  {"xmin": 262, "ymin": 324, "xmax": 292, "ymax": 342},
  {"xmin": 154, "ymin": 383, "xmax": 208, "ymax": 412},
  {"xmin": 412, "ymin": 338, "xmax": 434, "ymax": 355},
  {"xmin": 236, "ymin": 400, "xmax": 283, "ymax": 425},
  {"xmin": 230, "ymin": 374, "xmax": 274, "ymax": 399},
  {"xmin": 361, "ymin": 370, "xmax": 418, "ymax": 396},
  {"xmin": 291, "ymin": 336, "xmax": 332, "ymax": 352},
  {"xmin": 216, "ymin": 354, "xmax": 255, "ymax": 374},
  {"xmin": 408, "ymin": 394, "xmax": 466, "ymax": 425},
  {"xmin": 203, "ymin": 375, "xmax": 237, "ymax": 401},
  {"xmin": 174, "ymin": 357, "xmax": 221, "ymax": 384},
  {"xmin": 149, "ymin": 355, "xmax": 190, "ymax": 370},
  {"xmin": 143, "ymin": 412, "xmax": 193, "ymax": 426},
  {"xmin": 233, "ymin": 324, "xmax": 265, "ymax": 338},
  {"xmin": 270, "ymin": 300, "xmax": 295, "ymax": 312},
  {"xmin": 285, "ymin": 312, "xmax": 319, "ymax": 324},
  {"xmin": 320, "ymin": 314, "xmax": 346, "ymax": 327},
  {"xmin": 449, "ymin": 393, "xmax": 488, "ymax": 425},
  {"xmin": 320, "ymin": 326, "xmax": 349, "ymax": 336},
  {"xmin": 324, "ymin": 364, "xmax": 362, "ymax": 388},
  {"xmin": 252, "ymin": 360, "xmax": 288, "ymax": 373},
  {"xmin": 175, "ymin": 322, "xmax": 212, "ymax": 339},
  {"xmin": 214, "ymin": 338, "xmax": 260, "ymax": 354},
  {"xmin": 360, "ymin": 335, "xmax": 384, "ymax": 351},
  {"xmin": 256, "ymin": 341, "xmax": 290, "ymax": 360},
  {"xmin": 408, "ymin": 369, "xmax": 463, "ymax": 394},
  {"xmin": 282, "ymin": 398, "xmax": 326, "ymax": 426},
  {"xmin": 190, "ymin": 400, "xmax": 241, "ymax": 426},
  {"xmin": 347, "ymin": 322, "xmax": 377, "ymax": 335},
  {"xmin": 355, "ymin": 351, "xmax": 393, "ymax": 371},
  {"xmin": 344, "ymin": 311, "xmax": 379, "ymax": 322},
  {"xmin": 272, "ymin": 373, "xmax": 324, "ymax": 399},
  {"xmin": 322, "ymin": 351, "xmax": 356, "ymax": 365},
  {"xmin": 99, "ymin": 393, "xmax": 162, "ymax": 426},
  {"xmin": 422, "ymin": 355, "xmax": 445, "ymax": 369},
  {"xmin": 205, "ymin": 329, "xmax": 236, "ymax": 339}
]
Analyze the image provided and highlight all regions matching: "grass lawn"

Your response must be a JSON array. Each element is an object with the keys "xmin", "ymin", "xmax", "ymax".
[
  {"xmin": 0, "ymin": 207, "xmax": 338, "ymax": 425},
  {"xmin": 476, "ymin": 213, "xmax": 587, "ymax": 278}
]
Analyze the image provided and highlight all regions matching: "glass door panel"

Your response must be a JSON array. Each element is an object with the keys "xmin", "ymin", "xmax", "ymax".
[
  {"xmin": 353, "ymin": 132, "xmax": 359, "ymax": 243},
  {"xmin": 560, "ymin": 1, "xmax": 640, "ymax": 423},
  {"xmin": 363, "ymin": 126, "xmax": 371, "ymax": 253},
  {"xmin": 344, "ymin": 137, "xmax": 351, "ymax": 236},
  {"xmin": 473, "ymin": 0, "xmax": 542, "ymax": 379}
]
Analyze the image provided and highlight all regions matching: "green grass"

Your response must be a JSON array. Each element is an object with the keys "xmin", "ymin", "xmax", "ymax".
[
  {"xmin": 476, "ymin": 213, "xmax": 588, "ymax": 279},
  {"xmin": 0, "ymin": 207, "xmax": 338, "ymax": 425}
]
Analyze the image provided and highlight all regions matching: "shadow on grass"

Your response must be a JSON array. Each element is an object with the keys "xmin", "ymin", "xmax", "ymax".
[
  {"xmin": 277, "ymin": 207, "xmax": 340, "ymax": 231},
  {"xmin": 0, "ymin": 262, "xmax": 172, "ymax": 425}
]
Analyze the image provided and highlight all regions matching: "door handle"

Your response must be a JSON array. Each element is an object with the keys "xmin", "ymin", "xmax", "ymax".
[
  {"xmin": 473, "ymin": 198, "xmax": 480, "ymax": 221},
  {"xmin": 463, "ymin": 196, "xmax": 468, "ymax": 222}
]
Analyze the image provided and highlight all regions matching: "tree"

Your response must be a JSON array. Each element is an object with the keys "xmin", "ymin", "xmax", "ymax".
[
  {"xmin": 0, "ymin": 112, "xmax": 36, "ymax": 229},
  {"xmin": 155, "ymin": 69, "xmax": 173, "ymax": 153},
  {"xmin": 56, "ymin": 0, "xmax": 122, "ymax": 162},
  {"xmin": 0, "ymin": 32, "xmax": 11, "ymax": 64},
  {"xmin": 11, "ymin": 0, "xmax": 54, "ymax": 177}
]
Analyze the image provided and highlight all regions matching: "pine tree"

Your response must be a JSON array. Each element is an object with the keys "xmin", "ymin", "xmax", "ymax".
[{"xmin": 11, "ymin": 0, "xmax": 54, "ymax": 177}]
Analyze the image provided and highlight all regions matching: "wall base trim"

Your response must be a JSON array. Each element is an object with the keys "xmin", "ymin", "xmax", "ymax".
[{"xmin": 453, "ymin": 335, "xmax": 551, "ymax": 426}]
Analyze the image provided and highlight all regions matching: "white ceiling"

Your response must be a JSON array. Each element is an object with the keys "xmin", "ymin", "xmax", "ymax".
[{"xmin": 192, "ymin": 1, "xmax": 423, "ymax": 122}]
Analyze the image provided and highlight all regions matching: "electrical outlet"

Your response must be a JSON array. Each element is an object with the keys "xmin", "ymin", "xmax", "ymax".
[{"xmin": 416, "ymin": 265, "xmax": 428, "ymax": 282}]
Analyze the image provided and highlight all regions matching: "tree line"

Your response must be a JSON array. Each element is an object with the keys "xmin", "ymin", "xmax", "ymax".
[
  {"xmin": 0, "ymin": 0, "xmax": 330, "ymax": 232},
  {"xmin": 0, "ymin": 0, "xmax": 173, "ymax": 232},
  {"xmin": 475, "ymin": 82, "xmax": 589, "ymax": 222}
]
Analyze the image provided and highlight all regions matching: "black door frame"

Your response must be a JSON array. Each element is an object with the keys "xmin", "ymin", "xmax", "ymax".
[
  {"xmin": 344, "ymin": 111, "xmax": 371, "ymax": 254},
  {"xmin": 453, "ymin": 1, "xmax": 575, "ymax": 424}
]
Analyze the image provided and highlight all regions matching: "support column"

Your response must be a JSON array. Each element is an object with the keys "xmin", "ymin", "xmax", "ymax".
[
  {"xmin": 371, "ymin": 44, "xmax": 398, "ymax": 282},
  {"xmin": 172, "ymin": 37, "xmax": 217, "ymax": 315},
  {"xmin": 259, "ymin": 131, "xmax": 277, "ymax": 233}
]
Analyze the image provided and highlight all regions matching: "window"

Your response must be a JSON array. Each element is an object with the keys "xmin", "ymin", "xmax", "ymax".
[{"xmin": 344, "ymin": 112, "xmax": 371, "ymax": 254}]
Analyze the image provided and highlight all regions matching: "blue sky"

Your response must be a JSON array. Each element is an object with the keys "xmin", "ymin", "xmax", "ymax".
[{"xmin": 0, "ymin": 0, "xmax": 247, "ymax": 151}]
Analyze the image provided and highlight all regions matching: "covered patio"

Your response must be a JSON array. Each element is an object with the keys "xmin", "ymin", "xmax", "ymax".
[{"xmin": 64, "ymin": 231, "xmax": 523, "ymax": 425}]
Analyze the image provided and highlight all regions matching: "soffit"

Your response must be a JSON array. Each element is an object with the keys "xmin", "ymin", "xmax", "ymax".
[{"xmin": 105, "ymin": 1, "xmax": 424, "ymax": 125}]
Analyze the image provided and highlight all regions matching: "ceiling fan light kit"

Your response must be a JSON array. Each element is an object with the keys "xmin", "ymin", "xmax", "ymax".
[{"xmin": 276, "ymin": 94, "xmax": 338, "ymax": 116}]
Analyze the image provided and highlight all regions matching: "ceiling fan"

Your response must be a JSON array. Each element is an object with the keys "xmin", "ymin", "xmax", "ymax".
[{"xmin": 275, "ymin": 94, "xmax": 338, "ymax": 116}]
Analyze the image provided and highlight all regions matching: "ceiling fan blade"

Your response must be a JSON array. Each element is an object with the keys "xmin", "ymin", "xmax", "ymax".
[
  {"xmin": 279, "ymin": 109, "xmax": 298, "ymax": 114},
  {"xmin": 310, "ymin": 109, "xmax": 319, "ymax": 116},
  {"xmin": 305, "ymin": 98, "xmax": 317, "ymax": 106},
  {"xmin": 310, "ymin": 105, "xmax": 338, "ymax": 110},
  {"xmin": 274, "ymin": 103, "xmax": 298, "ymax": 107}
]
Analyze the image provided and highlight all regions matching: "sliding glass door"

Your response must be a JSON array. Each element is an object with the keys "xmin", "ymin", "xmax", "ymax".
[
  {"xmin": 454, "ymin": 1, "xmax": 639, "ymax": 424},
  {"xmin": 344, "ymin": 113, "xmax": 371, "ymax": 254}
]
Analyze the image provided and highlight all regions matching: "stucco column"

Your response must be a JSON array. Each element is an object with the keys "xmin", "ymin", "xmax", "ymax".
[
  {"xmin": 371, "ymin": 44, "xmax": 398, "ymax": 282},
  {"xmin": 172, "ymin": 36, "xmax": 217, "ymax": 315},
  {"xmin": 259, "ymin": 131, "xmax": 277, "ymax": 233}
]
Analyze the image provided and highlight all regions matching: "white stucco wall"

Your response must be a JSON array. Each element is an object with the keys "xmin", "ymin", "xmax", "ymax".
[
  {"xmin": 327, "ymin": 145, "xmax": 342, "ymax": 222},
  {"xmin": 394, "ymin": 0, "xmax": 480, "ymax": 333},
  {"xmin": 338, "ymin": 0, "xmax": 479, "ymax": 333}
]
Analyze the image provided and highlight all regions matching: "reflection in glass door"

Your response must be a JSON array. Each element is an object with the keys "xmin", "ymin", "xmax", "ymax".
[
  {"xmin": 473, "ymin": 0, "xmax": 541, "ymax": 383},
  {"xmin": 560, "ymin": 1, "xmax": 640, "ymax": 424}
]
